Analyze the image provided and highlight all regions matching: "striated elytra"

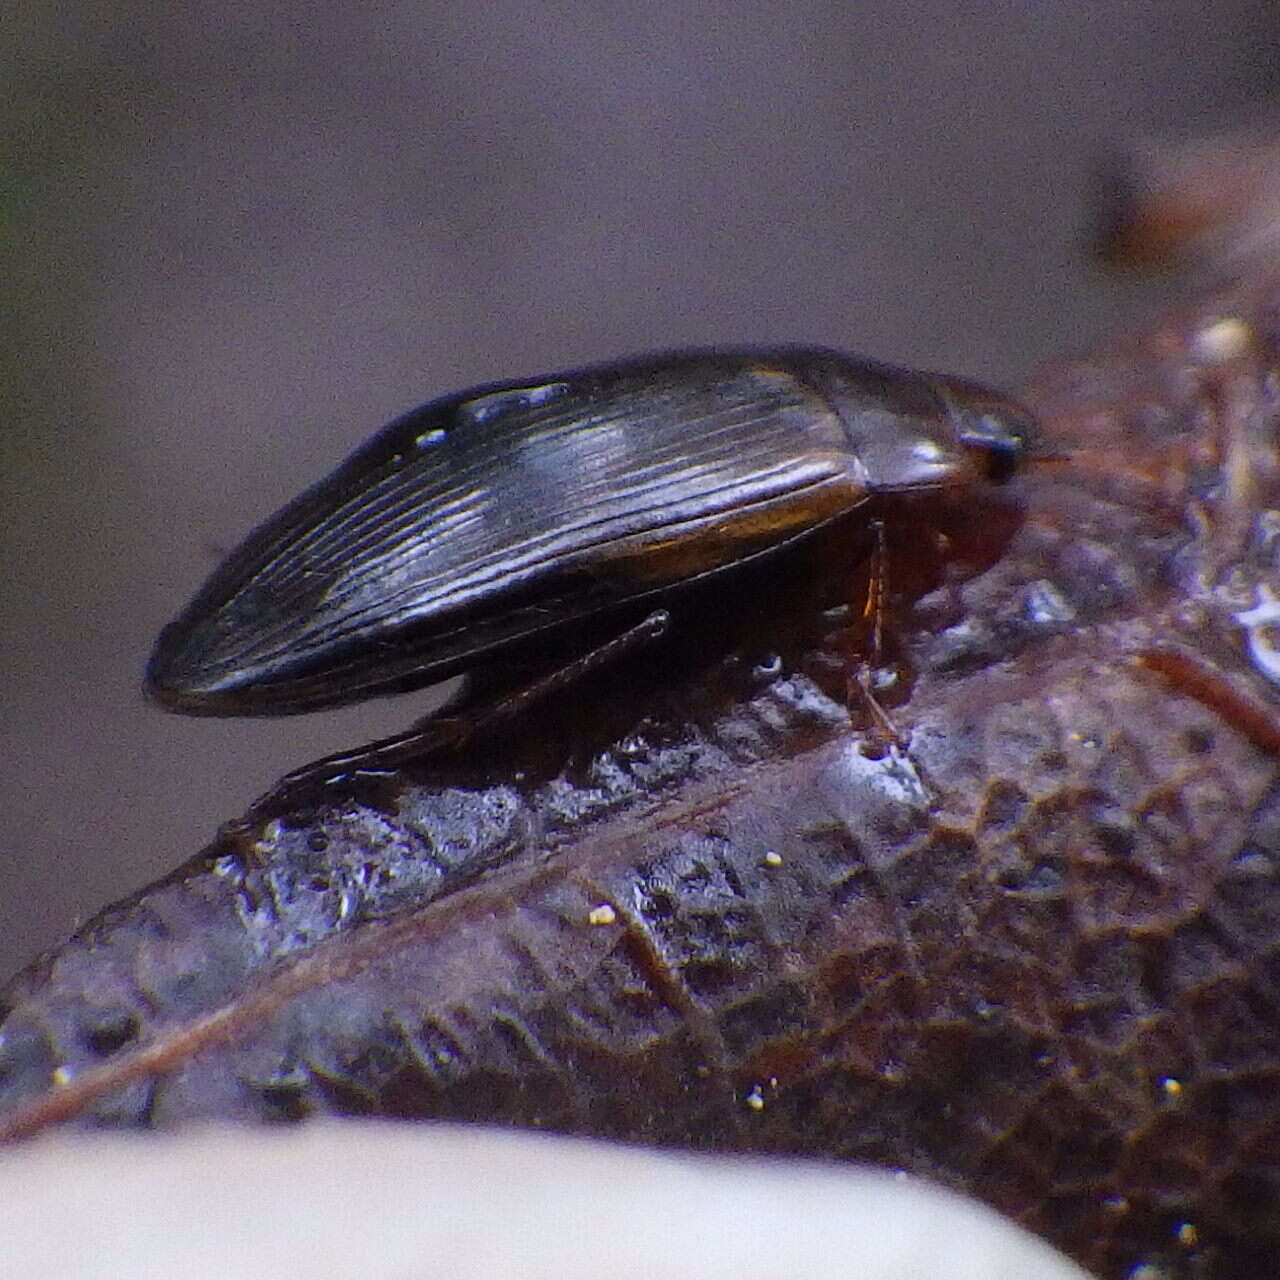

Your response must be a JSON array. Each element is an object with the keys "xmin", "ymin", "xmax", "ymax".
[{"xmin": 146, "ymin": 347, "xmax": 1038, "ymax": 720}]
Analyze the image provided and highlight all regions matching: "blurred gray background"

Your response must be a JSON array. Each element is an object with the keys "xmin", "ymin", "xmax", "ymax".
[{"xmin": 3, "ymin": 3, "xmax": 1278, "ymax": 978}]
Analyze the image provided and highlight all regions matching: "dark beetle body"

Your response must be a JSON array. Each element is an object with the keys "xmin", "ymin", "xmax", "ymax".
[{"xmin": 147, "ymin": 347, "xmax": 1036, "ymax": 717}]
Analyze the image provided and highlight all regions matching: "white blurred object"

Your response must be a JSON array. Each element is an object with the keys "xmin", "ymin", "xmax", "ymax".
[{"xmin": 0, "ymin": 1122, "xmax": 1092, "ymax": 1279}]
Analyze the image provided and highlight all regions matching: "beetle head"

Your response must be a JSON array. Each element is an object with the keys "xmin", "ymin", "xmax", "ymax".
[{"xmin": 933, "ymin": 378, "xmax": 1046, "ymax": 484}]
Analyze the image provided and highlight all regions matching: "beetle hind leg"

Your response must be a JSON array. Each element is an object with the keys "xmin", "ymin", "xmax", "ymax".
[{"xmin": 244, "ymin": 611, "xmax": 673, "ymax": 820}]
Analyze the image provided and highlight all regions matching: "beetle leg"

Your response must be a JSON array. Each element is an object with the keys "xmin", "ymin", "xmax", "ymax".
[
  {"xmin": 455, "ymin": 608, "xmax": 671, "ymax": 743},
  {"xmin": 247, "ymin": 611, "xmax": 673, "ymax": 817},
  {"xmin": 864, "ymin": 518, "xmax": 888, "ymax": 668},
  {"xmin": 851, "ymin": 674, "xmax": 902, "ymax": 750},
  {"xmin": 843, "ymin": 520, "xmax": 904, "ymax": 749}
]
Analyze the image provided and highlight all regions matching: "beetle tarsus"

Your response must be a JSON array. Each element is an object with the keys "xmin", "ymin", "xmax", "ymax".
[{"xmin": 849, "ymin": 664, "xmax": 905, "ymax": 751}]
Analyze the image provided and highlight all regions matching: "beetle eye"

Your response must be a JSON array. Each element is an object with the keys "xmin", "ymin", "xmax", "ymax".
[
  {"xmin": 933, "ymin": 379, "xmax": 1038, "ymax": 487},
  {"xmin": 962, "ymin": 429, "xmax": 1023, "ymax": 484}
]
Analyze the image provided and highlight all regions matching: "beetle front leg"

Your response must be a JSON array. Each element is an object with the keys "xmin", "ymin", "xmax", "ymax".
[{"xmin": 836, "ymin": 520, "xmax": 905, "ymax": 750}]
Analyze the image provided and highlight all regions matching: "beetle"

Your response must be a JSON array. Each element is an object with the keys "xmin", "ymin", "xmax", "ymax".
[{"xmin": 147, "ymin": 347, "xmax": 1037, "ymax": 761}]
